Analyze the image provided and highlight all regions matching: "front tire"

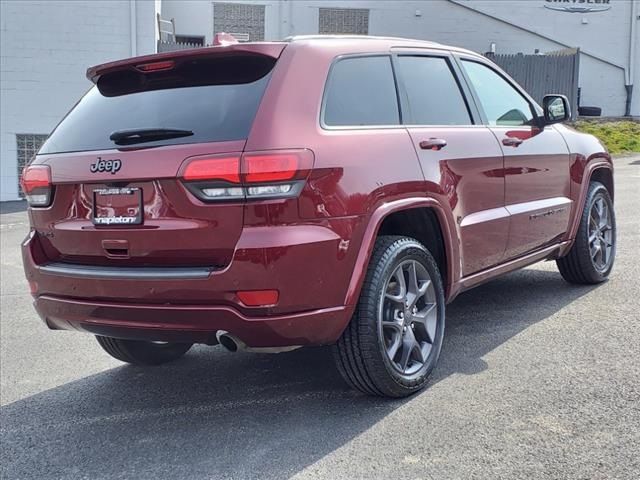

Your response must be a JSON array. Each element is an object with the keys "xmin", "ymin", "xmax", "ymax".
[
  {"xmin": 333, "ymin": 236, "xmax": 445, "ymax": 398},
  {"xmin": 557, "ymin": 181, "xmax": 616, "ymax": 284},
  {"xmin": 96, "ymin": 336, "xmax": 192, "ymax": 366}
]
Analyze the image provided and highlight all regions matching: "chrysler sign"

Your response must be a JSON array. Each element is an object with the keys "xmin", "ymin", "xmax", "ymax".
[{"xmin": 544, "ymin": 0, "xmax": 612, "ymax": 13}]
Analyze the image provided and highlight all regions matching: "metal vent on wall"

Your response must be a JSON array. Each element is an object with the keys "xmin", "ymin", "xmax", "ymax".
[
  {"xmin": 213, "ymin": 2, "xmax": 265, "ymax": 41},
  {"xmin": 319, "ymin": 8, "xmax": 369, "ymax": 35},
  {"xmin": 16, "ymin": 134, "xmax": 48, "ymax": 197}
]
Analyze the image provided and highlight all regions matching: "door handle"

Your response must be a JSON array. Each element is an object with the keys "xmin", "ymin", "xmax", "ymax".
[
  {"xmin": 502, "ymin": 137, "xmax": 523, "ymax": 147},
  {"xmin": 419, "ymin": 138, "xmax": 447, "ymax": 151}
]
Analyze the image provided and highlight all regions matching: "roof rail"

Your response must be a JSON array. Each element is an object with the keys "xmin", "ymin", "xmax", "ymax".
[{"xmin": 284, "ymin": 34, "xmax": 441, "ymax": 44}]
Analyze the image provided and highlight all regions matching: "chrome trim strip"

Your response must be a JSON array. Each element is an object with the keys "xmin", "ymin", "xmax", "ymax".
[
  {"xmin": 39, "ymin": 263, "xmax": 214, "ymax": 280},
  {"xmin": 460, "ymin": 207, "xmax": 509, "ymax": 227},
  {"xmin": 505, "ymin": 197, "xmax": 572, "ymax": 216},
  {"xmin": 460, "ymin": 197, "xmax": 572, "ymax": 227}
]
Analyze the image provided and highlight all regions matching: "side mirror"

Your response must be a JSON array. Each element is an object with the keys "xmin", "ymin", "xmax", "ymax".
[{"xmin": 542, "ymin": 94, "xmax": 571, "ymax": 126}]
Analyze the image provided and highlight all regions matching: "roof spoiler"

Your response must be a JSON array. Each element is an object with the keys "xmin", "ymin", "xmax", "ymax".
[{"xmin": 86, "ymin": 42, "xmax": 286, "ymax": 83}]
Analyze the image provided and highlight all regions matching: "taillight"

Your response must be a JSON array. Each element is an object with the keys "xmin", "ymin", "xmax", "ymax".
[
  {"xmin": 20, "ymin": 165, "xmax": 52, "ymax": 207},
  {"xmin": 182, "ymin": 156, "xmax": 241, "ymax": 183},
  {"xmin": 242, "ymin": 153, "xmax": 299, "ymax": 182},
  {"xmin": 179, "ymin": 149, "xmax": 314, "ymax": 202}
]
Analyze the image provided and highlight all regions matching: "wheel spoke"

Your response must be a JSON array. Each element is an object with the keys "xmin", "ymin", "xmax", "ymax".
[
  {"xmin": 600, "ymin": 239, "xmax": 608, "ymax": 265},
  {"xmin": 426, "ymin": 313, "xmax": 437, "ymax": 343},
  {"xmin": 417, "ymin": 279, "xmax": 431, "ymax": 298},
  {"xmin": 591, "ymin": 209, "xmax": 600, "ymax": 229},
  {"xmin": 412, "ymin": 303, "xmax": 437, "ymax": 343},
  {"xmin": 399, "ymin": 327, "xmax": 418, "ymax": 372},
  {"xmin": 406, "ymin": 262, "xmax": 420, "ymax": 307},
  {"xmin": 382, "ymin": 318, "xmax": 403, "ymax": 334},
  {"xmin": 413, "ymin": 340, "xmax": 427, "ymax": 364},
  {"xmin": 384, "ymin": 267, "xmax": 406, "ymax": 304},
  {"xmin": 595, "ymin": 199, "xmax": 604, "ymax": 223},
  {"xmin": 599, "ymin": 201, "xmax": 609, "ymax": 229},
  {"xmin": 418, "ymin": 342, "xmax": 431, "ymax": 363},
  {"xmin": 386, "ymin": 334, "xmax": 402, "ymax": 360}
]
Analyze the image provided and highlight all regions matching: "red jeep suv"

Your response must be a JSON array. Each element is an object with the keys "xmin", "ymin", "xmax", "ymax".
[{"xmin": 21, "ymin": 36, "xmax": 615, "ymax": 397}]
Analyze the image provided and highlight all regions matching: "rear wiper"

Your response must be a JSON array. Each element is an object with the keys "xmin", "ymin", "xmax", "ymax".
[{"xmin": 109, "ymin": 128, "xmax": 194, "ymax": 145}]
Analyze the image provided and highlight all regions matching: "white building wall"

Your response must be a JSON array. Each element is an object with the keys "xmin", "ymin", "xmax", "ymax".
[
  {"xmin": 632, "ymin": 1, "xmax": 640, "ymax": 116},
  {"xmin": 162, "ymin": 0, "xmax": 216, "ymax": 44},
  {"xmin": 0, "ymin": 0, "xmax": 157, "ymax": 201},
  {"xmin": 1, "ymin": 0, "xmax": 636, "ymax": 202},
  {"xmin": 164, "ymin": 0, "xmax": 638, "ymax": 117}
]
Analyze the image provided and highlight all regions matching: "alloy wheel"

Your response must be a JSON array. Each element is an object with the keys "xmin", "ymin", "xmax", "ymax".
[
  {"xmin": 588, "ymin": 196, "xmax": 614, "ymax": 272},
  {"xmin": 379, "ymin": 259, "xmax": 438, "ymax": 375}
]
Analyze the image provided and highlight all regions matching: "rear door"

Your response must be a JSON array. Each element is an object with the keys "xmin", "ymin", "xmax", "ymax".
[
  {"xmin": 29, "ymin": 48, "xmax": 283, "ymax": 267},
  {"xmin": 395, "ymin": 52, "xmax": 508, "ymax": 275},
  {"xmin": 459, "ymin": 58, "xmax": 572, "ymax": 259}
]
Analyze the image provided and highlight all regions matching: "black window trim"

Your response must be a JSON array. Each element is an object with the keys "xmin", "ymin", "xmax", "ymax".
[
  {"xmin": 320, "ymin": 52, "xmax": 405, "ymax": 131},
  {"xmin": 390, "ymin": 51, "xmax": 481, "ymax": 127},
  {"xmin": 453, "ymin": 54, "xmax": 544, "ymax": 128}
]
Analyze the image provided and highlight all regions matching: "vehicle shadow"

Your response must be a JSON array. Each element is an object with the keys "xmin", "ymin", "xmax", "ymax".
[{"xmin": 1, "ymin": 268, "xmax": 598, "ymax": 479}]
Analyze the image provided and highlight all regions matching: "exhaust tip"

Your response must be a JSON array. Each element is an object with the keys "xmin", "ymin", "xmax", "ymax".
[
  {"xmin": 214, "ymin": 330, "xmax": 301, "ymax": 353},
  {"xmin": 219, "ymin": 334, "xmax": 238, "ymax": 352},
  {"xmin": 216, "ymin": 330, "xmax": 241, "ymax": 352}
]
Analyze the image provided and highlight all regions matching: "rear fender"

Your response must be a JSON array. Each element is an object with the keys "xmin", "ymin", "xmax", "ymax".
[{"xmin": 343, "ymin": 197, "xmax": 459, "ymax": 309}]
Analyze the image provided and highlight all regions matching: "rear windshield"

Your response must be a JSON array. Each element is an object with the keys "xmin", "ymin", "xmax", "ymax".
[{"xmin": 39, "ymin": 54, "xmax": 275, "ymax": 154}]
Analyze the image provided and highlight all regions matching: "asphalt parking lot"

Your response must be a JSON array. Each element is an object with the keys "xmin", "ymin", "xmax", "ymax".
[{"xmin": 1, "ymin": 155, "xmax": 639, "ymax": 479}]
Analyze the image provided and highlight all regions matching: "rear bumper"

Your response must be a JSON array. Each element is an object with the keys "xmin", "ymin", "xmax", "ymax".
[
  {"xmin": 34, "ymin": 295, "xmax": 348, "ymax": 347},
  {"xmin": 22, "ymin": 219, "xmax": 364, "ymax": 346}
]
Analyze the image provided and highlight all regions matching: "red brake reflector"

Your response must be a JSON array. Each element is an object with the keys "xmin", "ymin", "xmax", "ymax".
[
  {"xmin": 182, "ymin": 156, "xmax": 241, "ymax": 183},
  {"xmin": 237, "ymin": 290, "xmax": 279, "ymax": 307},
  {"xmin": 136, "ymin": 60, "xmax": 175, "ymax": 72},
  {"xmin": 20, "ymin": 165, "xmax": 51, "ymax": 194}
]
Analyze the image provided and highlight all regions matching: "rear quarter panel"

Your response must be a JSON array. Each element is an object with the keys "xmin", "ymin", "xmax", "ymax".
[{"xmin": 246, "ymin": 40, "xmax": 455, "ymax": 306}]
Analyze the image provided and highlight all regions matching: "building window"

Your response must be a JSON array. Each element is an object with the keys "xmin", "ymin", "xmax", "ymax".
[
  {"xmin": 175, "ymin": 35, "xmax": 205, "ymax": 46},
  {"xmin": 213, "ymin": 2, "xmax": 265, "ymax": 42},
  {"xmin": 16, "ymin": 134, "xmax": 48, "ymax": 197},
  {"xmin": 319, "ymin": 8, "xmax": 369, "ymax": 35}
]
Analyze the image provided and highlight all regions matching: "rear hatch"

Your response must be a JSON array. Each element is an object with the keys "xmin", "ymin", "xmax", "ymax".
[{"xmin": 27, "ymin": 44, "xmax": 285, "ymax": 267}]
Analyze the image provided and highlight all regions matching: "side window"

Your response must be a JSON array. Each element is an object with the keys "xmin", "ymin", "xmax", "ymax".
[
  {"xmin": 397, "ymin": 56, "xmax": 472, "ymax": 125},
  {"xmin": 323, "ymin": 56, "xmax": 399, "ymax": 126},
  {"xmin": 461, "ymin": 60, "xmax": 534, "ymax": 127}
]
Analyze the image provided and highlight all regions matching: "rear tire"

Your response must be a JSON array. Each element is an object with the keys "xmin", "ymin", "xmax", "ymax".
[
  {"xmin": 96, "ymin": 336, "xmax": 192, "ymax": 365},
  {"xmin": 333, "ymin": 236, "xmax": 445, "ymax": 398},
  {"xmin": 557, "ymin": 181, "xmax": 615, "ymax": 284}
]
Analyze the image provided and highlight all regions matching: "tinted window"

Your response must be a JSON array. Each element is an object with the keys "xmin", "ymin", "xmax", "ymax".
[
  {"xmin": 323, "ymin": 56, "xmax": 399, "ymax": 126},
  {"xmin": 40, "ymin": 55, "xmax": 275, "ymax": 154},
  {"xmin": 397, "ymin": 56, "xmax": 471, "ymax": 125},
  {"xmin": 461, "ymin": 60, "xmax": 534, "ymax": 127}
]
